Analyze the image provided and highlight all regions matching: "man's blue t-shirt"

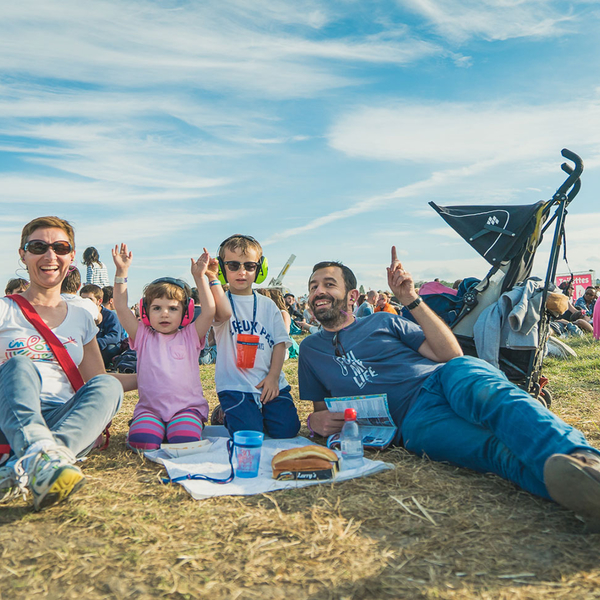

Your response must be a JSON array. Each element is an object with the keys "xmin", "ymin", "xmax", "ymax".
[
  {"xmin": 298, "ymin": 313, "xmax": 444, "ymax": 442},
  {"xmin": 355, "ymin": 302, "xmax": 374, "ymax": 318}
]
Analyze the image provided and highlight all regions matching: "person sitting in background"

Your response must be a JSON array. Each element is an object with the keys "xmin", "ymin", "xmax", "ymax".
[
  {"xmin": 355, "ymin": 289, "xmax": 377, "ymax": 318},
  {"xmin": 82, "ymin": 246, "xmax": 110, "ymax": 288},
  {"xmin": 557, "ymin": 281, "xmax": 592, "ymax": 334},
  {"xmin": 256, "ymin": 288, "xmax": 300, "ymax": 357},
  {"xmin": 374, "ymin": 292, "xmax": 397, "ymax": 314},
  {"xmin": 102, "ymin": 286, "xmax": 115, "ymax": 311},
  {"xmin": 80, "ymin": 284, "xmax": 126, "ymax": 369},
  {"xmin": 4, "ymin": 278, "xmax": 29, "ymax": 296},
  {"xmin": 575, "ymin": 286, "xmax": 597, "ymax": 318},
  {"xmin": 284, "ymin": 293, "xmax": 304, "ymax": 323},
  {"xmin": 61, "ymin": 267, "xmax": 100, "ymax": 323}
]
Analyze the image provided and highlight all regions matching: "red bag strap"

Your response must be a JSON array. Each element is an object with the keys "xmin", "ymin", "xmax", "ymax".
[{"xmin": 8, "ymin": 294, "xmax": 85, "ymax": 392}]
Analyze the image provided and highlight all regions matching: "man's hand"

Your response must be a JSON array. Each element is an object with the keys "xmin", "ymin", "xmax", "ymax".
[
  {"xmin": 387, "ymin": 246, "xmax": 418, "ymax": 306},
  {"xmin": 309, "ymin": 409, "xmax": 346, "ymax": 437},
  {"xmin": 256, "ymin": 373, "xmax": 279, "ymax": 403},
  {"xmin": 112, "ymin": 243, "xmax": 132, "ymax": 274}
]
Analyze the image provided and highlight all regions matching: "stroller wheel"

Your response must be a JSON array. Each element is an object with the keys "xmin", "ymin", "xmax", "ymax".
[{"xmin": 539, "ymin": 387, "xmax": 552, "ymax": 408}]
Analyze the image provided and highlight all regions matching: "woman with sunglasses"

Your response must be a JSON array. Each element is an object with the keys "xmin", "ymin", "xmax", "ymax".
[{"xmin": 0, "ymin": 216, "xmax": 123, "ymax": 511}]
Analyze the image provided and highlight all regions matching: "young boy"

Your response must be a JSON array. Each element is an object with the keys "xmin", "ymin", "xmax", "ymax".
[
  {"xmin": 80, "ymin": 284, "xmax": 127, "ymax": 368},
  {"xmin": 212, "ymin": 235, "xmax": 300, "ymax": 438}
]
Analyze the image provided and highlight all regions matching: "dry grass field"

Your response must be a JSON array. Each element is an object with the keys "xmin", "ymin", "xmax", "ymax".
[{"xmin": 1, "ymin": 335, "xmax": 600, "ymax": 600}]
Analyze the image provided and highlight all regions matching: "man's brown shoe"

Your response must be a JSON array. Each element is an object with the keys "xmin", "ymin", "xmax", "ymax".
[{"xmin": 544, "ymin": 451, "xmax": 600, "ymax": 532}]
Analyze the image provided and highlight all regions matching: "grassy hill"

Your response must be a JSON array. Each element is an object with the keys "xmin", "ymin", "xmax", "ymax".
[{"xmin": 1, "ymin": 336, "xmax": 599, "ymax": 599}]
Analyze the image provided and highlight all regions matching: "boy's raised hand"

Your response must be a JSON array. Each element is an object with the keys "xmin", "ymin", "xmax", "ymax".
[
  {"xmin": 112, "ymin": 243, "xmax": 132, "ymax": 273},
  {"xmin": 191, "ymin": 248, "xmax": 210, "ymax": 280},
  {"xmin": 205, "ymin": 253, "xmax": 220, "ymax": 282}
]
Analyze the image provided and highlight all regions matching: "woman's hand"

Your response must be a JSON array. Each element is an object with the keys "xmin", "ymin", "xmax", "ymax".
[
  {"xmin": 112, "ymin": 243, "xmax": 132, "ymax": 275},
  {"xmin": 191, "ymin": 248, "xmax": 210, "ymax": 280}
]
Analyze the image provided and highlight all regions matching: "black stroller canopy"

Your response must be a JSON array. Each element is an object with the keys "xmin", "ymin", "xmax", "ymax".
[{"xmin": 429, "ymin": 201, "xmax": 546, "ymax": 266}]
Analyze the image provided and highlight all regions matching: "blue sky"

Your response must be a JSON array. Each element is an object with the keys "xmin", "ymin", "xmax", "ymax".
[{"xmin": 2, "ymin": 0, "xmax": 600, "ymax": 302}]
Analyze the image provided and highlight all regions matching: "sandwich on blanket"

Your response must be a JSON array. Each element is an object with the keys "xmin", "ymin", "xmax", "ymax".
[{"xmin": 271, "ymin": 445, "xmax": 339, "ymax": 481}]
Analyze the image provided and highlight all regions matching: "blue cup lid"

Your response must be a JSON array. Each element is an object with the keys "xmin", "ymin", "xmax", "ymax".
[{"xmin": 233, "ymin": 430, "xmax": 264, "ymax": 447}]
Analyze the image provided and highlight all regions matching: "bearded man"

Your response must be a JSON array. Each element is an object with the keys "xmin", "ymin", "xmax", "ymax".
[{"xmin": 298, "ymin": 248, "xmax": 600, "ymax": 531}]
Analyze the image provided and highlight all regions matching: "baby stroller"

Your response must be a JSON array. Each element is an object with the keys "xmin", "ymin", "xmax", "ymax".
[{"xmin": 425, "ymin": 149, "xmax": 584, "ymax": 406}]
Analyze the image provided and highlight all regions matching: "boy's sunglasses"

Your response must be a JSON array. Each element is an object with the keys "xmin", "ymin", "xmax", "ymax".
[
  {"xmin": 23, "ymin": 240, "xmax": 73, "ymax": 255},
  {"xmin": 224, "ymin": 261, "xmax": 259, "ymax": 272}
]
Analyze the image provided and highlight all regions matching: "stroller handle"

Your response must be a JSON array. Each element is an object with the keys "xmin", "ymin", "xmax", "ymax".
[{"xmin": 556, "ymin": 148, "xmax": 583, "ymax": 199}]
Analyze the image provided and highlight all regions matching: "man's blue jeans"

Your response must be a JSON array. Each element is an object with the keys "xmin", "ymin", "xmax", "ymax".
[
  {"xmin": 0, "ymin": 355, "xmax": 123, "ymax": 458},
  {"xmin": 402, "ymin": 356, "xmax": 596, "ymax": 499}
]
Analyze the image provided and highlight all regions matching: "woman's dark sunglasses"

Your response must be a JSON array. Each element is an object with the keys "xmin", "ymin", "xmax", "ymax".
[
  {"xmin": 23, "ymin": 240, "xmax": 73, "ymax": 255},
  {"xmin": 224, "ymin": 261, "xmax": 259, "ymax": 272}
]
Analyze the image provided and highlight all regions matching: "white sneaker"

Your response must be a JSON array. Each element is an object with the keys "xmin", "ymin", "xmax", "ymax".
[
  {"xmin": 22, "ymin": 445, "xmax": 85, "ymax": 511},
  {"xmin": 0, "ymin": 462, "xmax": 28, "ymax": 504}
]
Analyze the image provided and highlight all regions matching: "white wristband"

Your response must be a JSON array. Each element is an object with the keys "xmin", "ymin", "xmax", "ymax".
[{"xmin": 114, "ymin": 277, "xmax": 128, "ymax": 284}]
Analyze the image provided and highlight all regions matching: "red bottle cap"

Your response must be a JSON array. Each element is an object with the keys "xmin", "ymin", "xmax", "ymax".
[{"xmin": 344, "ymin": 408, "xmax": 357, "ymax": 421}]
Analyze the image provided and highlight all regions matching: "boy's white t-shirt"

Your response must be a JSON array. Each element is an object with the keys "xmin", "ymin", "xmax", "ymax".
[
  {"xmin": 0, "ymin": 297, "xmax": 98, "ymax": 404},
  {"xmin": 213, "ymin": 292, "xmax": 291, "ymax": 395}
]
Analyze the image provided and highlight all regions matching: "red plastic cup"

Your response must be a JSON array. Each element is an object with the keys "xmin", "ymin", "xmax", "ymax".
[{"xmin": 236, "ymin": 334, "xmax": 260, "ymax": 368}]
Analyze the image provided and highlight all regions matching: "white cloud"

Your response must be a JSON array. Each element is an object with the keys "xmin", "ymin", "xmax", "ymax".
[
  {"xmin": 400, "ymin": 0, "xmax": 578, "ymax": 43},
  {"xmin": 328, "ymin": 99, "xmax": 600, "ymax": 164}
]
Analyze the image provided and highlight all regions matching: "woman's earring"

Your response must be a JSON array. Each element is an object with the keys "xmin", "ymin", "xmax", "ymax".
[{"xmin": 18, "ymin": 258, "xmax": 28, "ymax": 272}]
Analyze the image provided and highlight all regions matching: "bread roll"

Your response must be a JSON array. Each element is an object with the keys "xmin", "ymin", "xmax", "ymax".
[{"xmin": 271, "ymin": 445, "xmax": 338, "ymax": 469}]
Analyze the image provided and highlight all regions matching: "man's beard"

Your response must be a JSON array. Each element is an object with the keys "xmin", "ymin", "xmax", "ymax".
[{"xmin": 310, "ymin": 292, "xmax": 350, "ymax": 329}]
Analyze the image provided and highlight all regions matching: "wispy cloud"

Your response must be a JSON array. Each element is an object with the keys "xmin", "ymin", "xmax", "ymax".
[
  {"xmin": 400, "ymin": 0, "xmax": 579, "ymax": 43},
  {"xmin": 0, "ymin": 1, "xmax": 439, "ymax": 98}
]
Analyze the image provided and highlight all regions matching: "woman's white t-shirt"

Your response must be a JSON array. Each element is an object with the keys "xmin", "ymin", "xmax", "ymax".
[{"xmin": 0, "ymin": 297, "xmax": 98, "ymax": 405}]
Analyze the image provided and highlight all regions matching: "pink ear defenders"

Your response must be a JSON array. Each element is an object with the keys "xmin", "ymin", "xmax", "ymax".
[
  {"xmin": 140, "ymin": 277, "xmax": 195, "ymax": 328},
  {"xmin": 216, "ymin": 234, "xmax": 268, "ymax": 285}
]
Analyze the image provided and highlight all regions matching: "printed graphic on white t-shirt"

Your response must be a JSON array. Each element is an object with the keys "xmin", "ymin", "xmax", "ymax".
[
  {"xmin": 0, "ymin": 298, "xmax": 98, "ymax": 404},
  {"xmin": 213, "ymin": 292, "xmax": 291, "ymax": 394}
]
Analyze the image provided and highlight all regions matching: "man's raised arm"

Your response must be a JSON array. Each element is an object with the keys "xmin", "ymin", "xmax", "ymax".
[{"xmin": 387, "ymin": 246, "xmax": 463, "ymax": 363}]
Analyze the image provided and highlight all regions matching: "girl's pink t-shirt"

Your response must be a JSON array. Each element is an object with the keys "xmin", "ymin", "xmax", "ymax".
[{"xmin": 131, "ymin": 322, "xmax": 208, "ymax": 422}]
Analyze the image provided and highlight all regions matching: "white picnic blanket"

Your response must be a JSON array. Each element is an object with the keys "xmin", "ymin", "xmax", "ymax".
[{"xmin": 146, "ymin": 435, "xmax": 394, "ymax": 500}]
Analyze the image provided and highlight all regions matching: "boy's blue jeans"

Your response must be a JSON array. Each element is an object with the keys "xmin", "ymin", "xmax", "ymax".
[
  {"xmin": 218, "ymin": 386, "xmax": 301, "ymax": 439},
  {"xmin": 0, "ymin": 355, "xmax": 123, "ymax": 459},
  {"xmin": 402, "ymin": 356, "xmax": 596, "ymax": 499}
]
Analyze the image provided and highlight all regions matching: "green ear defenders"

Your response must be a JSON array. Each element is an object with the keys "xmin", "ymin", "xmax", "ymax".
[{"xmin": 217, "ymin": 234, "xmax": 268, "ymax": 285}]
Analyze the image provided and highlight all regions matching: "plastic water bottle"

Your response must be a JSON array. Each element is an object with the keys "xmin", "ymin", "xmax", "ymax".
[{"xmin": 340, "ymin": 408, "xmax": 363, "ymax": 469}]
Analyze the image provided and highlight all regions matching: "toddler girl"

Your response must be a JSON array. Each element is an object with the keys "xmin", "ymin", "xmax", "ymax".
[{"xmin": 112, "ymin": 243, "xmax": 217, "ymax": 450}]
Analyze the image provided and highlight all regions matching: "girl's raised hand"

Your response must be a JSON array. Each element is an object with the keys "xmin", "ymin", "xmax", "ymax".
[
  {"xmin": 191, "ymin": 248, "xmax": 210, "ymax": 279},
  {"xmin": 112, "ymin": 243, "xmax": 132, "ymax": 272}
]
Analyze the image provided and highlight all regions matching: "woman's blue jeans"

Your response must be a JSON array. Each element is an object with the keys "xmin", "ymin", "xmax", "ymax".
[
  {"xmin": 402, "ymin": 355, "xmax": 596, "ymax": 499},
  {"xmin": 0, "ymin": 355, "xmax": 123, "ymax": 458}
]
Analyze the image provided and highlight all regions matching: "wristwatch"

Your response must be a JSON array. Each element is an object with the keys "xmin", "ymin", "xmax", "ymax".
[
  {"xmin": 114, "ymin": 276, "xmax": 128, "ymax": 284},
  {"xmin": 406, "ymin": 296, "xmax": 422, "ymax": 311}
]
